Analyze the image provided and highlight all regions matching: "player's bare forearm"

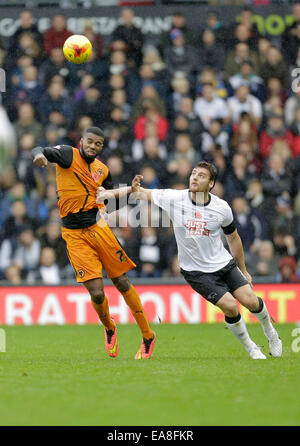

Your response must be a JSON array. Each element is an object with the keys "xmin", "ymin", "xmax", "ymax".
[
  {"xmin": 225, "ymin": 230, "xmax": 247, "ymax": 272},
  {"xmin": 96, "ymin": 186, "xmax": 131, "ymax": 203},
  {"xmin": 97, "ymin": 175, "xmax": 153, "ymax": 203},
  {"xmin": 133, "ymin": 187, "xmax": 153, "ymax": 201}
]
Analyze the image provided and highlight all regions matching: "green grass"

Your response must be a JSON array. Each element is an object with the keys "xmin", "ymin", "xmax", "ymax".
[{"xmin": 0, "ymin": 323, "xmax": 299, "ymax": 426}]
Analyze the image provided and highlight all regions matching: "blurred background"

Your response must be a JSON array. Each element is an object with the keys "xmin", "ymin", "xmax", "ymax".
[{"xmin": 0, "ymin": 0, "xmax": 299, "ymax": 286}]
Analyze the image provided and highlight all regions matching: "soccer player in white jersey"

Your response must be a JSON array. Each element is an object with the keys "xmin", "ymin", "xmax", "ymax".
[{"xmin": 97, "ymin": 161, "xmax": 282, "ymax": 359}]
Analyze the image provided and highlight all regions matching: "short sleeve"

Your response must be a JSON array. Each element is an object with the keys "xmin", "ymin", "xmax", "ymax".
[
  {"xmin": 222, "ymin": 202, "xmax": 234, "ymax": 228},
  {"xmin": 152, "ymin": 189, "xmax": 183, "ymax": 214}
]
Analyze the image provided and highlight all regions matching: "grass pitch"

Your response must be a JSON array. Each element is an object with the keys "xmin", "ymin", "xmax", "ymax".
[{"xmin": 0, "ymin": 323, "xmax": 299, "ymax": 426}]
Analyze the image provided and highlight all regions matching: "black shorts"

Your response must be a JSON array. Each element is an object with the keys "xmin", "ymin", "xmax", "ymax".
[{"xmin": 181, "ymin": 259, "xmax": 249, "ymax": 305}]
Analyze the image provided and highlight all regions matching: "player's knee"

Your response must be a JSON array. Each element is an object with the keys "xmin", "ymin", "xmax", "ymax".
[
  {"xmin": 224, "ymin": 301, "xmax": 239, "ymax": 317},
  {"xmin": 112, "ymin": 274, "xmax": 130, "ymax": 293},
  {"xmin": 91, "ymin": 290, "xmax": 105, "ymax": 305},
  {"xmin": 242, "ymin": 291, "xmax": 258, "ymax": 311}
]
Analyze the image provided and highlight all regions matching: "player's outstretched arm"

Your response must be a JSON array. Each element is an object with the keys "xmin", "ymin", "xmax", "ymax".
[
  {"xmin": 96, "ymin": 175, "xmax": 153, "ymax": 203},
  {"xmin": 225, "ymin": 229, "xmax": 253, "ymax": 287}
]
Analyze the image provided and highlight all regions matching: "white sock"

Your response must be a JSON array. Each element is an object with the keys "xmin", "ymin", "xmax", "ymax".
[
  {"xmin": 252, "ymin": 300, "xmax": 274, "ymax": 338},
  {"xmin": 226, "ymin": 314, "xmax": 257, "ymax": 353}
]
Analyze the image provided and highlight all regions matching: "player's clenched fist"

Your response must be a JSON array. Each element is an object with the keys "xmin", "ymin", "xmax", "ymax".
[{"xmin": 33, "ymin": 153, "xmax": 48, "ymax": 167}]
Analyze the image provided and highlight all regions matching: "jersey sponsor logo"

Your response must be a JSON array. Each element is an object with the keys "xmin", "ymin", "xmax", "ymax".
[{"xmin": 184, "ymin": 220, "xmax": 210, "ymax": 236}]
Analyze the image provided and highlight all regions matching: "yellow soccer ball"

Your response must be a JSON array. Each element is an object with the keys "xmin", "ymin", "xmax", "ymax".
[{"xmin": 63, "ymin": 35, "xmax": 92, "ymax": 64}]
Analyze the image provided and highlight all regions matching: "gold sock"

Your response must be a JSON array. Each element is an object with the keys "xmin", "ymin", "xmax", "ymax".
[
  {"xmin": 121, "ymin": 285, "xmax": 154, "ymax": 339},
  {"xmin": 92, "ymin": 296, "xmax": 115, "ymax": 331}
]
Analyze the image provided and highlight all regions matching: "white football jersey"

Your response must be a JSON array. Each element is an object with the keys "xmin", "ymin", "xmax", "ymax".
[{"xmin": 152, "ymin": 189, "xmax": 234, "ymax": 272}]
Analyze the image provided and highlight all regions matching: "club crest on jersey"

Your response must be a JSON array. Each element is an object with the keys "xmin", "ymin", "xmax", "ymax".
[
  {"xmin": 194, "ymin": 211, "xmax": 202, "ymax": 219},
  {"xmin": 78, "ymin": 269, "xmax": 85, "ymax": 278}
]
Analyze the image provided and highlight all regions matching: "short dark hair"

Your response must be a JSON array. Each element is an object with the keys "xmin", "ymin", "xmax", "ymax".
[
  {"xmin": 84, "ymin": 127, "xmax": 104, "ymax": 138},
  {"xmin": 194, "ymin": 161, "xmax": 218, "ymax": 189}
]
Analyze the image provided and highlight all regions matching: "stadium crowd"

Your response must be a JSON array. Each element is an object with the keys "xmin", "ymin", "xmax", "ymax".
[{"xmin": 0, "ymin": 6, "xmax": 300, "ymax": 284}]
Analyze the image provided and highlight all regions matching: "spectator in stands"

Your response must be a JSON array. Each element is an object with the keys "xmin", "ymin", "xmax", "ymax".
[
  {"xmin": 9, "ymin": 10, "xmax": 43, "ymax": 54},
  {"xmin": 224, "ymin": 153, "xmax": 255, "ymax": 201},
  {"xmin": 143, "ymin": 46, "xmax": 167, "ymax": 77},
  {"xmin": 246, "ymin": 178, "xmax": 270, "ymax": 219},
  {"xmin": 168, "ymin": 113, "xmax": 194, "ymax": 147},
  {"xmin": 276, "ymin": 256, "xmax": 300, "ymax": 283},
  {"xmin": 134, "ymin": 99, "xmax": 168, "ymax": 141},
  {"xmin": 259, "ymin": 112, "xmax": 294, "ymax": 160},
  {"xmin": 168, "ymin": 133, "xmax": 200, "ymax": 167},
  {"xmin": 43, "ymin": 14, "xmax": 72, "ymax": 57},
  {"xmin": 194, "ymin": 82, "xmax": 229, "ymax": 130},
  {"xmin": 237, "ymin": 7, "xmax": 259, "ymax": 46},
  {"xmin": 257, "ymin": 36, "xmax": 272, "ymax": 71},
  {"xmin": 261, "ymin": 153, "xmax": 294, "ymax": 212},
  {"xmin": 75, "ymin": 85, "xmax": 107, "ymax": 127},
  {"xmin": 231, "ymin": 196, "xmax": 261, "ymax": 252},
  {"xmin": 228, "ymin": 60, "xmax": 265, "ymax": 102},
  {"xmin": 224, "ymin": 42, "xmax": 259, "ymax": 81},
  {"xmin": 15, "ymin": 133, "xmax": 37, "ymax": 191},
  {"xmin": 11, "ymin": 65, "xmax": 42, "ymax": 110},
  {"xmin": 131, "ymin": 86, "xmax": 166, "ymax": 121},
  {"xmin": 196, "ymin": 67, "xmax": 229, "ymax": 100},
  {"xmin": 39, "ymin": 47, "xmax": 70, "ymax": 88},
  {"xmin": 110, "ymin": 88, "xmax": 132, "ymax": 121},
  {"xmin": 231, "ymin": 23, "xmax": 256, "ymax": 51},
  {"xmin": 129, "ymin": 63, "xmax": 167, "ymax": 105},
  {"xmin": 14, "ymin": 227, "xmax": 41, "ymax": 277},
  {"xmin": 160, "ymin": 11, "xmax": 196, "ymax": 51},
  {"xmin": 139, "ymin": 165, "xmax": 160, "ymax": 189},
  {"xmin": 2, "ymin": 200, "xmax": 34, "ymax": 245},
  {"xmin": 4, "ymin": 265, "xmax": 22, "ymax": 284},
  {"xmin": 27, "ymin": 247, "xmax": 61, "ymax": 284},
  {"xmin": 39, "ymin": 221, "xmax": 69, "ymax": 270},
  {"xmin": 163, "ymin": 29, "xmax": 196, "ymax": 80},
  {"xmin": 201, "ymin": 118, "xmax": 229, "ymax": 158},
  {"xmin": 106, "ymin": 154, "xmax": 132, "ymax": 186},
  {"xmin": 227, "ymin": 84, "xmax": 262, "ymax": 126},
  {"xmin": 179, "ymin": 96, "xmax": 205, "ymax": 141},
  {"xmin": 167, "ymin": 157, "xmax": 191, "ymax": 188},
  {"xmin": 111, "ymin": 8, "xmax": 144, "ymax": 67},
  {"xmin": 273, "ymin": 225, "xmax": 297, "ymax": 259},
  {"xmin": 168, "ymin": 75, "xmax": 190, "ymax": 117},
  {"xmin": 73, "ymin": 74, "xmax": 95, "ymax": 104},
  {"xmin": 138, "ymin": 227, "xmax": 162, "ymax": 278},
  {"xmin": 83, "ymin": 19, "xmax": 104, "ymax": 59},
  {"xmin": 197, "ymin": 29, "xmax": 225, "ymax": 75},
  {"xmin": 137, "ymin": 136, "xmax": 167, "ymax": 185},
  {"xmin": 260, "ymin": 46, "xmax": 290, "ymax": 90},
  {"xmin": 232, "ymin": 114, "xmax": 258, "ymax": 153},
  {"xmin": 200, "ymin": 10, "xmax": 225, "ymax": 45},
  {"xmin": 247, "ymin": 240, "xmax": 279, "ymax": 279},
  {"xmin": 39, "ymin": 80, "xmax": 73, "ymax": 125}
]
